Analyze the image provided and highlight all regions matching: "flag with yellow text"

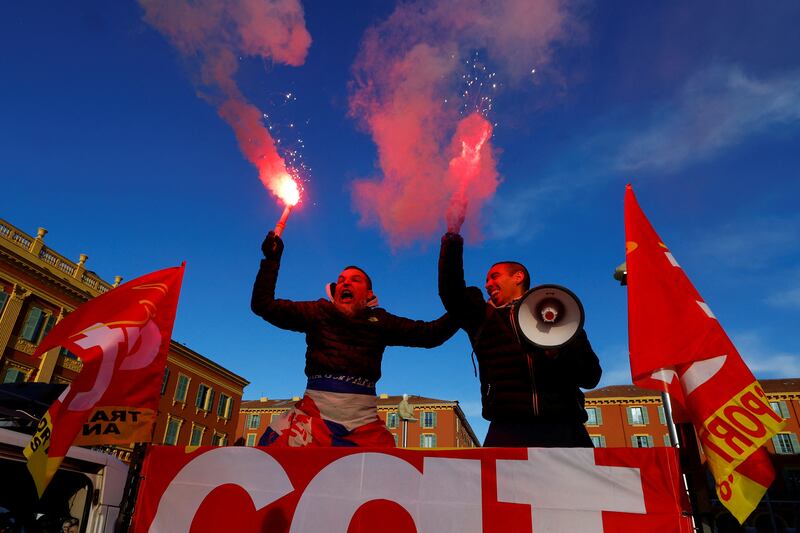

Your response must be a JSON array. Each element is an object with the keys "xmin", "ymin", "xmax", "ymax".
[
  {"xmin": 624, "ymin": 185, "xmax": 782, "ymax": 523},
  {"xmin": 24, "ymin": 265, "xmax": 184, "ymax": 497}
]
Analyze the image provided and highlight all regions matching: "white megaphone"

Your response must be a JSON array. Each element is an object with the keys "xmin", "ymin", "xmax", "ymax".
[{"xmin": 514, "ymin": 284, "xmax": 585, "ymax": 348}]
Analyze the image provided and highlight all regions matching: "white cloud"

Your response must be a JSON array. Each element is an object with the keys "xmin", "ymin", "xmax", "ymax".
[
  {"xmin": 692, "ymin": 215, "xmax": 799, "ymax": 269},
  {"xmin": 767, "ymin": 286, "xmax": 800, "ymax": 308},
  {"xmin": 617, "ymin": 65, "xmax": 800, "ymax": 172},
  {"xmin": 733, "ymin": 330, "xmax": 800, "ymax": 378}
]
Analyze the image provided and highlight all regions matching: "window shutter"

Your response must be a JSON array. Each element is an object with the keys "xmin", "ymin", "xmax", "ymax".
[
  {"xmin": 647, "ymin": 436, "xmax": 654, "ymax": 448},
  {"xmin": 432, "ymin": 411, "xmax": 437, "ymax": 428},
  {"xmin": 161, "ymin": 368, "xmax": 171, "ymax": 395},
  {"xmin": 420, "ymin": 434, "xmax": 424, "ymax": 447},
  {"xmin": 432, "ymin": 434, "xmax": 437, "ymax": 448},
  {"xmin": 658, "ymin": 406, "xmax": 666, "ymax": 425},
  {"xmin": 596, "ymin": 407, "xmax": 603, "ymax": 426},
  {"xmin": 0, "ymin": 291, "xmax": 9, "ymax": 313},
  {"xmin": 642, "ymin": 407, "xmax": 650, "ymax": 424},
  {"xmin": 626, "ymin": 408, "xmax": 634, "ymax": 425},
  {"xmin": 195, "ymin": 386, "xmax": 204, "ymax": 407},
  {"xmin": 599, "ymin": 436, "xmax": 606, "ymax": 448},
  {"xmin": 40, "ymin": 314, "xmax": 56, "ymax": 341},
  {"xmin": 663, "ymin": 434, "xmax": 672, "ymax": 447},
  {"xmin": 631, "ymin": 435, "xmax": 638, "ymax": 448},
  {"xmin": 779, "ymin": 402, "xmax": 790, "ymax": 419},
  {"xmin": 790, "ymin": 434, "xmax": 800, "ymax": 454},
  {"xmin": 21, "ymin": 307, "xmax": 43, "ymax": 340},
  {"xmin": 772, "ymin": 436, "xmax": 784, "ymax": 454},
  {"xmin": 207, "ymin": 390, "xmax": 215, "ymax": 411}
]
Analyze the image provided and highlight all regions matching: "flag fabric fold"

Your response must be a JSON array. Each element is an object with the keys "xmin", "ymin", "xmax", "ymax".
[
  {"xmin": 24, "ymin": 265, "xmax": 184, "ymax": 497},
  {"xmin": 624, "ymin": 185, "xmax": 782, "ymax": 523}
]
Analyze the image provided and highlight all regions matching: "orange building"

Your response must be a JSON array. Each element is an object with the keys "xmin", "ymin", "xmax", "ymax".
[
  {"xmin": 585, "ymin": 380, "xmax": 800, "ymax": 533},
  {"xmin": 237, "ymin": 394, "xmax": 480, "ymax": 448},
  {"xmin": 0, "ymin": 218, "xmax": 248, "ymax": 454}
]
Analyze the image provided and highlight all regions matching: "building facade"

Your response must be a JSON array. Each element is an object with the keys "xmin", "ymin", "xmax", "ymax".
[
  {"xmin": 0, "ymin": 218, "xmax": 248, "ymax": 452},
  {"xmin": 237, "ymin": 394, "xmax": 480, "ymax": 448},
  {"xmin": 585, "ymin": 380, "xmax": 800, "ymax": 531}
]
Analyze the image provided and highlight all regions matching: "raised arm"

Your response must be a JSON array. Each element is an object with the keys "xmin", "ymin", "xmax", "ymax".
[
  {"xmin": 380, "ymin": 311, "xmax": 459, "ymax": 348},
  {"xmin": 438, "ymin": 232, "xmax": 485, "ymax": 332},
  {"xmin": 251, "ymin": 231, "xmax": 317, "ymax": 332}
]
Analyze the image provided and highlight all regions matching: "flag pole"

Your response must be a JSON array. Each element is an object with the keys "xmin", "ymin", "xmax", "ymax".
[{"xmin": 662, "ymin": 393, "xmax": 714, "ymax": 532}]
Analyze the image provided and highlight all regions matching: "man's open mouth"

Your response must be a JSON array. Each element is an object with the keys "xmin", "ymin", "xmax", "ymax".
[{"xmin": 340, "ymin": 289, "xmax": 354, "ymax": 302}]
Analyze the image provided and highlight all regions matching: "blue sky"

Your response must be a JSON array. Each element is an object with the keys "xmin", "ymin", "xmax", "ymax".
[{"xmin": 2, "ymin": 1, "xmax": 799, "ymax": 441}]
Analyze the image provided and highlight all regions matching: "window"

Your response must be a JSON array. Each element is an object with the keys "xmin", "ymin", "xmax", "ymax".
[
  {"xmin": 0, "ymin": 291, "xmax": 8, "ymax": 314},
  {"xmin": 247, "ymin": 414, "xmax": 261, "ymax": 429},
  {"xmin": 212, "ymin": 433, "xmax": 227, "ymax": 446},
  {"xmin": 393, "ymin": 434, "xmax": 399, "ymax": 446},
  {"xmin": 387, "ymin": 412, "xmax": 398, "ymax": 428},
  {"xmin": 658, "ymin": 406, "xmax": 666, "ymax": 425},
  {"xmin": 246, "ymin": 433, "xmax": 257, "ymax": 447},
  {"xmin": 161, "ymin": 368, "xmax": 171, "ymax": 396},
  {"xmin": 59, "ymin": 347, "xmax": 78, "ymax": 359},
  {"xmin": 420, "ymin": 434, "xmax": 436, "ymax": 448},
  {"xmin": 663, "ymin": 434, "xmax": 673, "ymax": 447},
  {"xmin": 590, "ymin": 435, "xmax": 606, "ymax": 448},
  {"xmin": 421, "ymin": 411, "xmax": 437, "ymax": 429},
  {"xmin": 3, "ymin": 367, "xmax": 27, "ymax": 383},
  {"xmin": 174, "ymin": 374, "xmax": 189, "ymax": 403},
  {"xmin": 770, "ymin": 401, "xmax": 790, "ymax": 419},
  {"xmin": 586, "ymin": 407, "xmax": 602, "ymax": 425},
  {"xmin": 627, "ymin": 406, "xmax": 648, "ymax": 425},
  {"xmin": 164, "ymin": 417, "xmax": 182, "ymax": 445},
  {"xmin": 217, "ymin": 394, "xmax": 232, "ymax": 418},
  {"xmin": 20, "ymin": 306, "xmax": 54, "ymax": 343},
  {"xmin": 196, "ymin": 384, "xmax": 212, "ymax": 410},
  {"xmin": 773, "ymin": 433, "xmax": 799, "ymax": 455},
  {"xmin": 190, "ymin": 425, "xmax": 205, "ymax": 446},
  {"xmin": 631, "ymin": 435, "xmax": 653, "ymax": 448}
]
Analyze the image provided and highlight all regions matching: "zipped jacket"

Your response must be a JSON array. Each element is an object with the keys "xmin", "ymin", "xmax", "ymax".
[
  {"xmin": 252, "ymin": 247, "xmax": 457, "ymax": 383},
  {"xmin": 438, "ymin": 232, "xmax": 601, "ymax": 422}
]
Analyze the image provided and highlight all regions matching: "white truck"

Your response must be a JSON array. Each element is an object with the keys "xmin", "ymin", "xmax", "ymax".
[{"xmin": 0, "ymin": 427, "xmax": 128, "ymax": 533}]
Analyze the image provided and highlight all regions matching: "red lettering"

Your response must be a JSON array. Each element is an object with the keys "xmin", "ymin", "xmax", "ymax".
[
  {"xmin": 741, "ymin": 390, "xmax": 782, "ymax": 424},
  {"xmin": 698, "ymin": 426, "xmax": 734, "ymax": 462},
  {"xmin": 723, "ymin": 405, "xmax": 766, "ymax": 438},
  {"xmin": 706, "ymin": 417, "xmax": 753, "ymax": 455}
]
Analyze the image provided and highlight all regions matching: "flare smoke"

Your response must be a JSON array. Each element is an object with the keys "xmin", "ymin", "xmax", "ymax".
[
  {"xmin": 139, "ymin": 0, "xmax": 311, "ymax": 202},
  {"xmin": 350, "ymin": 0, "xmax": 581, "ymax": 247}
]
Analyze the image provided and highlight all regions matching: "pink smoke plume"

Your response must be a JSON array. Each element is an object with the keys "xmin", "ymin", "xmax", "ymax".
[
  {"xmin": 350, "ymin": 0, "xmax": 580, "ymax": 247},
  {"xmin": 139, "ymin": 0, "xmax": 311, "ymax": 205}
]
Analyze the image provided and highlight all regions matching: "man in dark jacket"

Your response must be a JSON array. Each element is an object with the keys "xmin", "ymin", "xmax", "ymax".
[
  {"xmin": 438, "ymin": 231, "xmax": 602, "ymax": 447},
  {"xmin": 252, "ymin": 231, "xmax": 457, "ymax": 447}
]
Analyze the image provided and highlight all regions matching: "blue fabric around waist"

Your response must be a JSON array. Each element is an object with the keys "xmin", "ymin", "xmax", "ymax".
[{"xmin": 306, "ymin": 375, "xmax": 376, "ymax": 396}]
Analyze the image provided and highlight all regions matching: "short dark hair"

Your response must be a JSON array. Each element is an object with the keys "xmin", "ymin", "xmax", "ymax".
[
  {"xmin": 491, "ymin": 261, "xmax": 530, "ymax": 291},
  {"xmin": 341, "ymin": 265, "xmax": 372, "ymax": 289}
]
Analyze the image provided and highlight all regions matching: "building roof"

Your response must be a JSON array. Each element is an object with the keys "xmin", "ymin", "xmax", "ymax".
[
  {"xmin": 241, "ymin": 394, "xmax": 458, "ymax": 410},
  {"xmin": 760, "ymin": 378, "xmax": 800, "ymax": 393},
  {"xmin": 586, "ymin": 377, "xmax": 800, "ymax": 400},
  {"xmin": 585, "ymin": 384, "xmax": 661, "ymax": 399}
]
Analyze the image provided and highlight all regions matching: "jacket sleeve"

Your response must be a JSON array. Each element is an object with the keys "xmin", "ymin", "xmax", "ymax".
[
  {"xmin": 380, "ymin": 311, "xmax": 459, "ymax": 348},
  {"xmin": 552, "ymin": 329, "xmax": 602, "ymax": 389},
  {"xmin": 438, "ymin": 232, "xmax": 485, "ymax": 334},
  {"xmin": 250, "ymin": 249, "xmax": 317, "ymax": 333}
]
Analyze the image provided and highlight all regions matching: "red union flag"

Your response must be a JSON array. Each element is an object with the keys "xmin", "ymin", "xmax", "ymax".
[
  {"xmin": 131, "ymin": 446, "xmax": 692, "ymax": 532},
  {"xmin": 24, "ymin": 265, "xmax": 184, "ymax": 497},
  {"xmin": 624, "ymin": 185, "xmax": 783, "ymax": 523}
]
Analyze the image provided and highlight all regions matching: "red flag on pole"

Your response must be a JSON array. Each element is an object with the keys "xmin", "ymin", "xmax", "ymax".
[
  {"xmin": 624, "ymin": 185, "xmax": 782, "ymax": 523},
  {"xmin": 24, "ymin": 265, "xmax": 184, "ymax": 497}
]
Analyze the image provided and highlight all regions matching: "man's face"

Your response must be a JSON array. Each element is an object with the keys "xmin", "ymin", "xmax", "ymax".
[
  {"xmin": 485, "ymin": 264, "xmax": 525, "ymax": 307},
  {"xmin": 334, "ymin": 268, "xmax": 373, "ymax": 316}
]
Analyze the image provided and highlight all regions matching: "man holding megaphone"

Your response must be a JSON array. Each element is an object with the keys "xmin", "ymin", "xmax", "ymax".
[{"xmin": 438, "ymin": 231, "xmax": 602, "ymax": 447}]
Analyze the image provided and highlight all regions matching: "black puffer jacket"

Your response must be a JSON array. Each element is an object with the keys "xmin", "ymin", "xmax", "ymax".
[
  {"xmin": 438, "ymin": 232, "xmax": 601, "ymax": 422},
  {"xmin": 252, "ymin": 240, "xmax": 457, "ymax": 383}
]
